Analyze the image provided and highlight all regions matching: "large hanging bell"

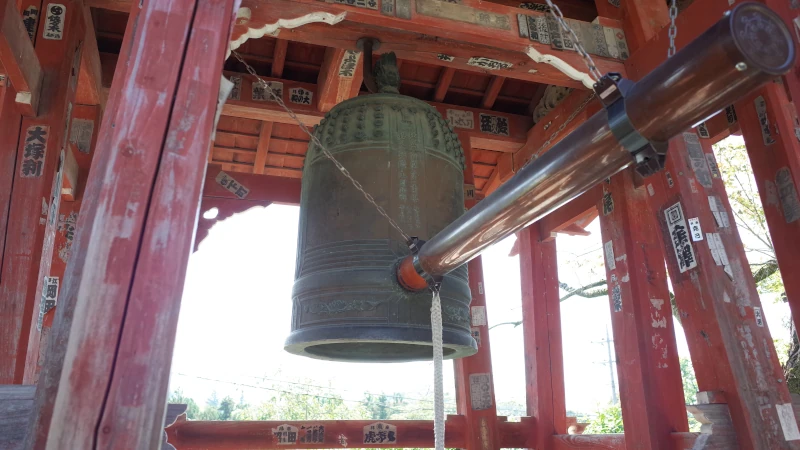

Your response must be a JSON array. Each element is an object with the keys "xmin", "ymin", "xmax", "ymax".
[{"xmin": 285, "ymin": 53, "xmax": 477, "ymax": 362}]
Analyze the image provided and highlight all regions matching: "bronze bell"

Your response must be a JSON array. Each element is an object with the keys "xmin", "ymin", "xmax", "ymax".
[{"xmin": 285, "ymin": 53, "xmax": 477, "ymax": 362}]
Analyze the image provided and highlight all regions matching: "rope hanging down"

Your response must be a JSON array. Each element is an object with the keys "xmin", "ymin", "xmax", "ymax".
[
  {"xmin": 229, "ymin": 51, "xmax": 445, "ymax": 450},
  {"xmin": 430, "ymin": 288, "xmax": 446, "ymax": 450}
]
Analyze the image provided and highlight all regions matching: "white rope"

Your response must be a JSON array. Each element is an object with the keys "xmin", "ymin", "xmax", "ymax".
[{"xmin": 431, "ymin": 289, "xmax": 445, "ymax": 450}]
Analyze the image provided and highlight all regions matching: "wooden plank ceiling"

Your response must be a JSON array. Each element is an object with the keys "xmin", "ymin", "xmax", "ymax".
[{"xmin": 91, "ymin": 0, "xmax": 600, "ymax": 195}]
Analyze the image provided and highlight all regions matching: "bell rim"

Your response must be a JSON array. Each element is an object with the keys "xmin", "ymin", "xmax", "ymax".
[{"xmin": 284, "ymin": 325, "xmax": 478, "ymax": 363}]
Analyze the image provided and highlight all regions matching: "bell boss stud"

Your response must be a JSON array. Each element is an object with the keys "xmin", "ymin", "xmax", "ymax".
[{"xmin": 397, "ymin": 2, "xmax": 796, "ymax": 292}]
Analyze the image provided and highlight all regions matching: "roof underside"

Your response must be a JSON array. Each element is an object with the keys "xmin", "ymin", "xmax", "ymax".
[{"xmin": 90, "ymin": 0, "xmax": 601, "ymax": 195}]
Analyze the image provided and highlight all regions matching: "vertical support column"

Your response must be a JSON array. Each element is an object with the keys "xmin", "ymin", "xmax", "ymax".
[
  {"xmin": 454, "ymin": 134, "xmax": 499, "ymax": 450},
  {"xmin": 598, "ymin": 169, "xmax": 688, "ymax": 449},
  {"xmin": 22, "ymin": 103, "xmax": 100, "ymax": 383},
  {"xmin": 0, "ymin": 0, "xmax": 83, "ymax": 384},
  {"xmin": 0, "ymin": 83, "xmax": 23, "ymax": 289},
  {"xmin": 517, "ymin": 223, "xmax": 566, "ymax": 449},
  {"xmin": 735, "ymin": 81, "xmax": 800, "ymax": 334},
  {"xmin": 646, "ymin": 132, "xmax": 797, "ymax": 449},
  {"xmin": 25, "ymin": 0, "xmax": 237, "ymax": 447},
  {"xmin": 454, "ymin": 257, "xmax": 500, "ymax": 450}
]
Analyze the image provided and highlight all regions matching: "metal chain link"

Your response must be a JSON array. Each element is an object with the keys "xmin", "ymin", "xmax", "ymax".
[
  {"xmin": 525, "ymin": 91, "xmax": 596, "ymax": 166},
  {"xmin": 668, "ymin": 0, "xmax": 678, "ymax": 58},
  {"xmin": 232, "ymin": 51, "xmax": 413, "ymax": 243},
  {"xmin": 542, "ymin": 0, "xmax": 603, "ymax": 82}
]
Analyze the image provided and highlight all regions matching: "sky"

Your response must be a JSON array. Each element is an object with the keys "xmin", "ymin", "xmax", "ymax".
[{"xmin": 169, "ymin": 136, "xmax": 792, "ymax": 417}]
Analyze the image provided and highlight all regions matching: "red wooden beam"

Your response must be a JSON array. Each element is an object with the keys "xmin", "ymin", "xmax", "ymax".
[
  {"xmin": 454, "ymin": 257, "xmax": 500, "ymax": 450},
  {"xmin": 0, "ymin": 0, "xmax": 42, "ymax": 116},
  {"xmin": 317, "ymin": 47, "xmax": 364, "ymax": 112},
  {"xmin": 0, "ymin": 0, "xmax": 83, "ymax": 384},
  {"xmin": 454, "ymin": 143, "xmax": 500, "ymax": 450},
  {"xmin": 537, "ymin": 185, "xmax": 601, "ymax": 242},
  {"xmin": 164, "ymin": 414, "xmax": 523, "ymax": 449},
  {"xmin": 76, "ymin": 5, "xmax": 105, "ymax": 107},
  {"xmin": 270, "ymin": 38, "xmax": 288, "ymax": 78},
  {"xmin": 482, "ymin": 152, "xmax": 513, "ymax": 195},
  {"xmin": 0, "ymin": 84, "xmax": 22, "ymax": 301},
  {"xmin": 645, "ymin": 134, "xmax": 797, "ymax": 449},
  {"xmin": 22, "ymin": 104, "xmax": 100, "ymax": 384},
  {"xmin": 253, "ymin": 121, "xmax": 274, "ymax": 174},
  {"xmin": 625, "ymin": 0, "xmax": 798, "ymax": 446},
  {"xmin": 517, "ymin": 223, "xmax": 567, "ymax": 448},
  {"xmin": 736, "ymin": 81, "xmax": 800, "ymax": 351},
  {"xmin": 433, "ymin": 67, "xmax": 455, "ymax": 103},
  {"xmin": 203, "ymin": 164, "xmax": 301, "ymax": 205},
  {"xmin": 598, "ymin": 169, "xmax": 689, "ymax": 449},
  {"xmin": 481, "ymin": 76, "xmax": 505, "ymax": 109},
  {"xmin": 220, "ymin": 71, "xmax": 532, "ymax": 153},
  {"xmin": 23, "ymin": 3, "xmax": 143, "ymax": 445},
  {"xmin": 514, "ymin": 90, "xmax": 602, "ymax": 168},
  {"xmin": 26, "ymin": 0, "xmax": 237, "ymax": 446},
  {"xmin": 231, "ymin": 0, "xmax": 624, "ymax": 88}
]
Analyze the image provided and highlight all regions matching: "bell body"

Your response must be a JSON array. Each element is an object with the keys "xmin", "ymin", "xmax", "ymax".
[{"xmin": 286, "ymin": 93, "xmax": 477, "ymax": 362}]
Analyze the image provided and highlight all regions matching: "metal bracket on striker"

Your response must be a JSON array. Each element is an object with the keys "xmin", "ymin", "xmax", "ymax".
[
  {"xmin": 594, "ymin": 73, "xmax": 667, "ymax": 178},
  {"xmin": 406, "ymin": 237, "xmax": 443, "ymax": 291}
]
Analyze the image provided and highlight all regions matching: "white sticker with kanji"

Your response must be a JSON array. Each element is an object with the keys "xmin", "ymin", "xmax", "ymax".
[
  {"xmin": 215, "ymin": 171, "xmax": 250, "ymax": 199},
  {"xmin": 777, "ymin": 403, "xmax": 800, "ymax": 441},
  {"xmin": 272, "ymin": 424, "xmax": 298, "ymax": 445},
  {"xmin": 687, "ymin": 218, "xmax": 703, "ymax": 241},
  {"xmin": 471, "ymin": 306, "xmax": 487, "ymax": 326},
  {"xmin": 604, "ymin": 240, "xmax": 616, "ymax": 270},
  {"xmin": 43, "ymin": 4, "xmax": 65, "ymax": 40},
  {"xmin": 754, "ymin": 307, "xmax": 764, "ymax": 327},
  {"xmin": 664, "ymin": 202, "xmax": 697, "ymax": 273},
  {"xmin": 363, "ymin": 422, "xmax": 397, "ymax": 444}
]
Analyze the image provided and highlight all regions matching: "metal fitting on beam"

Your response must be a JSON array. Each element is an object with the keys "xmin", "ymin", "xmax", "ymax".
[{"xmin": 594, "ymin": 73, "xmax": 668, "ymax": 178}]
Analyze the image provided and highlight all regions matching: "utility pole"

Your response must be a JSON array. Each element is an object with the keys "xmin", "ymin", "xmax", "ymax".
[{"xmin": 593, "ymin": 326, "xmax": 618, "ymax": 405}]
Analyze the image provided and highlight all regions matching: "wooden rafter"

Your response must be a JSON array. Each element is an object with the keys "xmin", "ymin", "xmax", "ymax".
[
  {"xmin": 481, "ymin": 76, "xmax": 505, "ymax": 109},
  {"xmin": 270, "ymin": 39, "xmax": 288, "ymax": 78},
  {"xmin": 514, "ymin": 90, "xmax": 600, "ymax": 167},
  {"xmin": 229, "ymin": 0, "xmax": 623, "ymax": 88},
  {"xmin": 317, "ymin": 47, "xmax": 364, "ymax": 112},
  {"xmin": 253, "ymin": 121, "xmax": 274, "ymax": 174},
  {"xmin": 221, "ymin": 71, "xmax": 531, "ymax": 153},
  {"xmin": 76, "ymin": 5, "xmax": 105, "ymax": 107},
  {"xmin": 433, "ymin": 67, "xmax": 455, "ymax": 103}
]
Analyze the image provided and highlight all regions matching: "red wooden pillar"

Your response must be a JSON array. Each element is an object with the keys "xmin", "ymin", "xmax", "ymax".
[
  {"xmin": 734, "ymin": 81, "xmax": 800, "ymax": 335},
  {"xmin": 598, "ymin": 170, "xmax": 688, "ymax": 448},
  {"xmin": 454, "ymin": 134, "xmax": 500, "ymax": 450},
  {"xmin": 22, "ymin": 104, "xmax": 101, "ymax": 384},
  {"xmin": 0, "ymin": 0, "xmax": 84, "ymax": 384},
  {"xmin": 646, "ymin": 132, "xmax": 797, "ymax": 449},
  {"xmin": 24, "ymin": 0, "xmax": 238, "ymax": 446},
  {"xmin": 454, "ymin": 256, "xmax": 500, "ymax": 450},
  {"xmin": 0, "ymin": 83, "xmax": 23, "ymax": 289},
  {"xmin": 517, "ymin": 223, "xmax": 566, "ymax": 449}
]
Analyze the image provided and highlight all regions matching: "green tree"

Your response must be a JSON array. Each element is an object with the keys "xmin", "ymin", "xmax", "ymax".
[
  {"xmin": 680, "ymin": 357, "xmax": 698, "ymax": 405},
  {"xmin": 584, "ymin": 403, "xmax": 624, "ymax": 434},
  {"xmin": 218, "ymin": 395, "xmax": 235, "ymax": 420},
  {"xmin": 167, "ymin": 388, "xmax": 200, "ymax": 419}
]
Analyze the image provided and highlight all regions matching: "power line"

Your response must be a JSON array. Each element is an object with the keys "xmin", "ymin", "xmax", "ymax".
[
  {"xmin": 206, "ymin": 372, "xmax": 448, "ymax": 405},
  {"xmin": 174, "ymin": 373, "xmax": 457, "ymax": 414}
]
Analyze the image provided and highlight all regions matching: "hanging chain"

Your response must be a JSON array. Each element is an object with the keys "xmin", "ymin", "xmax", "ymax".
[
  {"xmin": 542, "ymin": 0, "xmax": 603, "ymax": 82},
  {"xmin": 525, "ymin": 91, "xmax": 596, "ymax": 166},
  {"xmin": 232, "ymin": 51, "xmax": 412, "ymax": 244},
  {"xmin": 668, "ymin": 0, "xmax": 678, "ymax": 58}
]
